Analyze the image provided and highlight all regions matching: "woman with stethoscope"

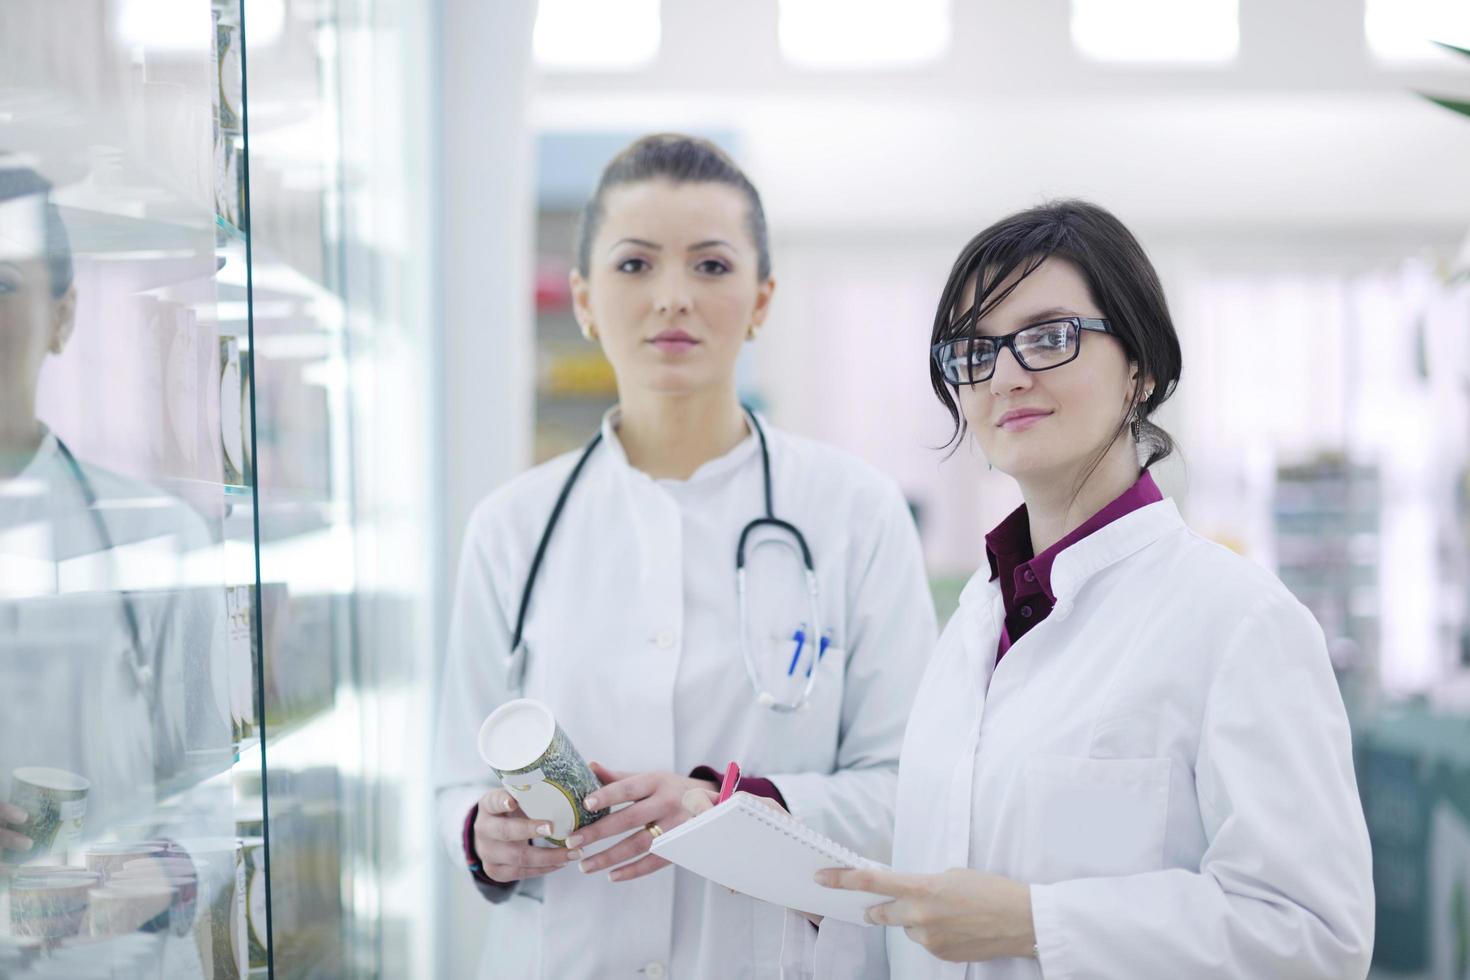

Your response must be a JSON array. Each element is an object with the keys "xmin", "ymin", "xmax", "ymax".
[
  {"xmin": 0, "ymin": 164, "xmax": 224, "ymax": 979},
  {"xmin": 432, "ymin": 134, "xmax": 937, "ymax": 979},
  {"xmin": 0, "ymin": 165, "xmax": 186, "ymax": 852},
  {"xmin": 692, "ymin": 200, "xmax": 1374, "ymax": 978}
]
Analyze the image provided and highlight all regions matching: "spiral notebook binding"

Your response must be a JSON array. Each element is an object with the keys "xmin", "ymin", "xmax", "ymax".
[{"xmin": 733, "ymin": 795, "xmax": 873, "ymax": 869}]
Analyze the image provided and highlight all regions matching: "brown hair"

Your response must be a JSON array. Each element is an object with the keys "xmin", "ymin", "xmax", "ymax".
[
  {"xmin": 575, "ymin": 134, "xmax": 771, "ymax": 281},
  {"xmin": 930, "ymin": 199, "xmax": 1183, "ymax": 473},
  {"xmin": 0, "ymin": 158, "xmax": 74, "ymax": 298}
]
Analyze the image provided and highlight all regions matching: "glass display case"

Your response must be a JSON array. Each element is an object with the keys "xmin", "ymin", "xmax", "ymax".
[{"xmin": 0, "ymin": 2, "xmax": 433, "ymax": 977}]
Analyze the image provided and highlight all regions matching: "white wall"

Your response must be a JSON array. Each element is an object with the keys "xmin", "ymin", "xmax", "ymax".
[
  {"xmin": 532, "ymin": 0, "xmax": 1470, "ymax": 237},
  {"xmin": 526, "ymin": 0, "xmax": 1470, "ymax": 582},
  {"xmin": 436, "ymin": 2, "xmax": 537, "ymax": 979}
]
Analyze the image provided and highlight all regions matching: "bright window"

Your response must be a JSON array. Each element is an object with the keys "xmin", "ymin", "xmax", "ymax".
[
  {"xmin": 533, "ymin": 0, "xmax": 660, "ymax": 72},
  {"xmin": 1070, "ymin": 0, "xmax": 1239, "ymax": 64},
  {"xmin": 779, "ymin": 0, "xmax": 950, "ymax": 69}
]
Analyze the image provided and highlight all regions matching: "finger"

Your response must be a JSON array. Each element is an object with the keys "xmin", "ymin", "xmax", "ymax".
[
  {"xmin": 607, "ymin": 852, "xmax": 670, "ymax": 883},
  {"xmin": 564, "ymin": 800, "xmax": 656, "ymax": 849},
  {"xmin": 864, "ymin": 899, "xmax": 905, "ymax": 928},
  {"xmin": 858, "ymin": 899, "xmax": 917, "ymax": 928},
  {"xmin": 902, "ymin": 924, "xmax": 932, "ymax": 948},
  {"xmin": 813, "ymin": 867, "xmax": 927, "ymax": 898},
  {"xmin": 578, "ymin": 826, "xmax": 656, "ymax": 874},
  {"xmin": 735, "ymin": 790, "xmax": 789, "ymax": 816},
  {"xmin": 583, "ymin": 772, "xmax": 657, "ymax": 811},
  {"xmin": 588, "ymin": 761, "xmax": 629, "ymax": 786},
  {"xmin": 477, "ymin": 812, "xmax": 556, "ymax": 844},
  {"xmin": 485, "ymin": 860, "xmax": 572, "ymax": 883},
  {"xmin": 0, "ymin": 802, "xmax": 27, "ymax": 824},
  {"xmin": 479, "ymin": 841, "xmax": 580, "ymax": 870},
  {"xmin": 0, "ymin": 828, "xmax": 34, "ymax": 851},
  {"xmin": 479, "ymin": 788, "xmax": 522, "ymax": 817},
  {"xmin": 681, "ymin": 788, "xmax": 717, "ymax": 817}
]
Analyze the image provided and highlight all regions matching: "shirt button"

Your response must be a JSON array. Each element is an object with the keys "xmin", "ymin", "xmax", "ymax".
[
  {"xmin": 1023, "ymin": 569, "xmax": 1036, "ymax": 583},
  {"xmin": 655, "ymin": 630, "xmax": 676, "ymax": 650},
  {"xmin": 1019, "ymin": 605, "xmax": 1034, "ymax": 619},
  {"xmin": 644, "ymin": 964, "xmax": 666, "ymax": 979}
]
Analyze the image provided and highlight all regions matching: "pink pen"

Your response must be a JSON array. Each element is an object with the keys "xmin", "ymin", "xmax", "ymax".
[{"xmin": 717, "ymin": 761, "xmax": 741, "ymax": 803}]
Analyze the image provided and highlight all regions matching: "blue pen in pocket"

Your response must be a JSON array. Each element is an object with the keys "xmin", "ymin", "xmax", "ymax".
[
  {"xmin": 806, "ymin": 630, "xmax": 832, "ymax": 678},
  {"xmin": 785, "ymin": 625, "xmax": 807, "ymax": 677}
]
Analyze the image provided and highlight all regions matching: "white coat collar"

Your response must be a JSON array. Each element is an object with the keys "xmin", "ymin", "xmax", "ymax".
[
  {"xmin": 957, "ymin": 497, "xmax": 1184, "ymax": 616},
  {"xmin": 598, "ymin": 406, "xmax": 762, "ymax": 486},
  {"xmin": 8, "ymin": 424, "xmax": 59, "ymax": 486}
]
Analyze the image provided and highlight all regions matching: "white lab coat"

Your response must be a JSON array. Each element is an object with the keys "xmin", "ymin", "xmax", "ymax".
[
  {"xmin": 0, "ymin": 430, "xmax": 230, "ymax": 976},
  {"xmin": 783, "ymin": 497, "xmax": 1375, "ymax": 980},
  {"xmin": 433, "ymin": 410, "xmax": 937, "ymax": 979},
  {"xmin": 0, "ymin": 429, "xmax": 229, "ymax": 830}
]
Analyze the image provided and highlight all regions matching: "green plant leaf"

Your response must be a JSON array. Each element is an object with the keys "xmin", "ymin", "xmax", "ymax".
[
  {"xmin": 1418, "ymin": 92, "xmax": 1470, "ymax": 119},
  {"xmin": 1431, "ymin": 39, "xmax": 1470, "ymax": 62}
]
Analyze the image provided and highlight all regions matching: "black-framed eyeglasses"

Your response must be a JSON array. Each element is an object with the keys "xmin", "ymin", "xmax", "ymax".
[{"xmin": 931, "ymin": 316, "xmax": 1115, "ymax": 386}]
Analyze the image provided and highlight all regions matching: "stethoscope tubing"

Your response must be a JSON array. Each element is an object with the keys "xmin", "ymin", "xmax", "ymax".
[{"xmin": 509, "ymin": 407, "xmax": 821, "ymax": 711}]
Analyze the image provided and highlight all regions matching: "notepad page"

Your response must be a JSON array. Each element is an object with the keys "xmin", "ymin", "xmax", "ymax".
[{"xmin": 649, "ymin": 795, "xmax": 889, "ymax": 925}]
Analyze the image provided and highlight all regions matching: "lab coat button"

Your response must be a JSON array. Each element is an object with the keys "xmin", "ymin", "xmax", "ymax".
[
  {"xmin": 643, "ymin": 963, "xmax": 666, "ymax": 978},
  {"xmin": 655, "ymin": 630, "xmax": 676, "ymax": 650}
]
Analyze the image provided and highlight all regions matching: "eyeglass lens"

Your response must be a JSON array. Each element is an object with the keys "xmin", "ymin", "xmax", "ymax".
[{"xmin": 938, "ymin": 320, "xmax": 1080, "ymax": 384}]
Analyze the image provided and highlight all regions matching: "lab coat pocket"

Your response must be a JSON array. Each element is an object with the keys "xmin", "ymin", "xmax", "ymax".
[
  {"xmin": 750, "ymin": 643, "xmax": 847, "ymax": 771},
  {"xmin": 1021, "ymin": 755, "xmax": 1171, "ymax": 884}
]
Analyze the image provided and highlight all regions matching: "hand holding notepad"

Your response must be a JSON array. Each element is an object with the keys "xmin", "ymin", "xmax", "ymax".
[{"xmin": 649, "ymin": 792, "xmax": 891, "ymax": 924}]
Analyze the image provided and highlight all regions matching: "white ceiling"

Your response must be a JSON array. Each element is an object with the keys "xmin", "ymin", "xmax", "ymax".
[{"xmin": 530, "ymin": 0, "xmax": 1470, "ymax": 237}]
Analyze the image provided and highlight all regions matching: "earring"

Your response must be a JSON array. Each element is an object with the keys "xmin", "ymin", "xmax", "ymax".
[
  {"xmin": 580, "ymin": 321, "xmax": 598, "ymax": 342},
  {"xmin": 746, "ymin": 324, "xmax": 758, "ymax": 341}
]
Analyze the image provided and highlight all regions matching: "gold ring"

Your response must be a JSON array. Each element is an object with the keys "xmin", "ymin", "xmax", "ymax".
[{"xmin": 645, "ymin": 822, "xmax": 664, "ymax": 838}]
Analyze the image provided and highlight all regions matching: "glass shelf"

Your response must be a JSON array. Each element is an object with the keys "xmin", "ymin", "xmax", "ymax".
[
  {"xmin": 53, "ymin": 204, "xmax": 215, "ymax": 258},
  {"xmin": 2, "ymin": 0, "xmax": 399, "ymax": 975}
]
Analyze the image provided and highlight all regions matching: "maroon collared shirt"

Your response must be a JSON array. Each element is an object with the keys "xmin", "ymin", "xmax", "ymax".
[{"xmin": 987, "ymin": 471, "xmax": 1163, "ymax": 663}]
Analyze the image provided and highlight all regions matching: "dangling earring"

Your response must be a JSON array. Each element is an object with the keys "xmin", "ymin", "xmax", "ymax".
[{"xmin": 1136, "ymin": 388, "xmax": 1154, "ymax": 426}]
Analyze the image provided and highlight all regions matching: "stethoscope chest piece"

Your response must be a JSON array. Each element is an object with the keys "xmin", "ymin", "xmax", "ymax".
[{"xmin": 512, "ymin": 408, "xmax": 824, "ymax": 712}]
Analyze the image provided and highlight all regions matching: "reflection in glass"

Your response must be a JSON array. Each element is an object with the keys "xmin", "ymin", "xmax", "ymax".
[{"xmin": 0, "ymin": 157, "xmax": 240, "ymax": 975}]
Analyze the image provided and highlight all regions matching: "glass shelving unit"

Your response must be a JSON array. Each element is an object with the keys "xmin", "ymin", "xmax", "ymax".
[{"xmin": 0, "ymin": 1, "xmax": 422, "ymax": 977}]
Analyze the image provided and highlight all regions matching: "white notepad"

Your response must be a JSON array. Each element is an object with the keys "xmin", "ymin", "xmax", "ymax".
[{"xmin": 650, "ymin": 794, "xmax": 890, "ymax": 925}]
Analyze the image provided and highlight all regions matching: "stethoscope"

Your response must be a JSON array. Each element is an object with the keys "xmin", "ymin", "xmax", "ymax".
[
  {"xmin": 53, "ymin": 436, "xmax": 157, "ymax": 711},
  {"xmin": 509, "ymin": 407, "xmax": 824, "ymax": 712}
]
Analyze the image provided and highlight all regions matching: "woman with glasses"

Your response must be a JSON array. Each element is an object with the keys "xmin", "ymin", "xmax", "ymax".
[
  {"xmin": 697, "ymin": 200, "xmax": 1374, "ymax": 979},
  {"xmin": 431, "ymin": 134, "xmax": 937, "ymax": 979}
]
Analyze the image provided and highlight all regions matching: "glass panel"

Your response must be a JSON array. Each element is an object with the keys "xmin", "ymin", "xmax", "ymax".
[
  {"xmin": 237, "ymin": 0, "xmax": 366, "ymax": 976},
  {"xmin": 3, "ymin": 0, "xmax": 436, "ymax": 975},
  {"xmin": 0, "ymin": 1, "xmax": 257, "ymax": 977}
]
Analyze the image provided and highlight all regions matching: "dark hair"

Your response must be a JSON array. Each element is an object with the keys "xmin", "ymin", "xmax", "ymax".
[
  {"xmin": 0, "ymin": 157, "xmax": 74, "ymax": 298},
  {"xmin": 929, "ymin": 199, "xmax": 1181, "ymax": 478},
  {"xmin": 575, "ymin": 133, "xmax": 771, "ymax": 281}
]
